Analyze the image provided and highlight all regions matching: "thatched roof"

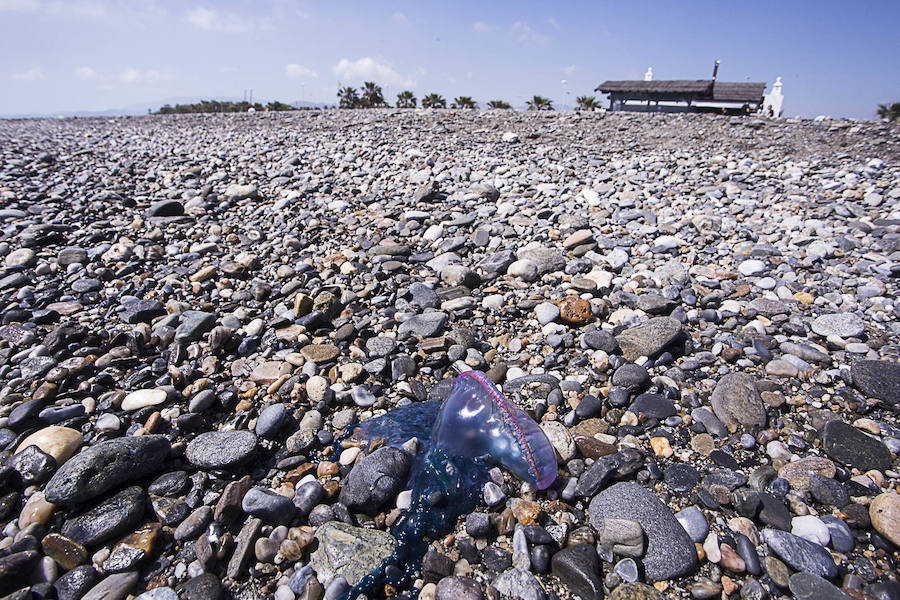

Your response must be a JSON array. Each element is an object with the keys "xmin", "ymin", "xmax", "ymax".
[
  {"xmin": 596, "ymin": 80, "xmax": 712, "ymax": 94},
  {"xmin": 596, "ymin": 79, "xmax": 767, "ymax": 103},
  {"xmin": 712, "ymin": 82, "xmax": 766, "ymax": 102}
]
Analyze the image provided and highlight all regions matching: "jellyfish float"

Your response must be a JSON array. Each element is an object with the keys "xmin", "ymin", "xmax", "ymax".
[{"xmin": 335, "ymin": 370, "xmax": 557, "ymax": 600}]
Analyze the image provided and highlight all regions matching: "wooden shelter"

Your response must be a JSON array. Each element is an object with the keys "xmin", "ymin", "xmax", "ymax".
[{"xmin": 596, "ymin": 79, "xmax": 767, "ymax": 114}]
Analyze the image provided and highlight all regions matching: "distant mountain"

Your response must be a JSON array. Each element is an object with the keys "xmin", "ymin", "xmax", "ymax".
[{"xmin": 1, "ymin": 96, "xmax": 328, "ymax": 119}]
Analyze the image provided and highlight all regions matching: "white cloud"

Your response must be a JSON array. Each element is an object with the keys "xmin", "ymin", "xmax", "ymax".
[
  {"xmin": 546, "ymin": 16, "xmax": 560, "ymax": 29},
  {"xmin": 12, "ymin": 67, "xmax": 44, "ymax": 81},
  {"xmin": 472, "ymin": 20, "xmax": 496, "ymax": 34},
  {"xmin": 121, "ymin": 67, "xmax": 141, "ymax": 83},
  {"xmin": 286, "ymin": 63, "xmax": 318, "ymax": 79},
  {"xmin": 333, "ymin": 57, "xmax": 414, "ymax": 88},
  {"xmin": 511, "ymin": 21, "xmax": 550, "ymax": 46},
  {"xmin": 185, "ymin": 6, "xmax": 272, "ymax": 33},
  {"xmin": 74, "ymin": 66, "xmax": 97, "ymax": 80},
  {"xmin": 120, "ymin": 68, "xmax": 170, "ymax": 84},
  {"xmin": 391, "ymin": 11, "xmax": 407, "ymax": 25},
  {"xmin": 563, "ymin": 64, "xmax": 577, "ymax": 75},
  {"xmin": 0, "ymin": 0, "xmax": 39, "ymax": 11}
]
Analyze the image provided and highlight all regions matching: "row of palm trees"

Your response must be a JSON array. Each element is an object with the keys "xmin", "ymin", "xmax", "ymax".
[{"xmin": 337, "ymin": 82, "xmax": 603, "ymax": 111}]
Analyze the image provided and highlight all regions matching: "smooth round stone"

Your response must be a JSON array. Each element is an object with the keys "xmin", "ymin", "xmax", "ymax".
[
  {"xmin": 185, "ymin": 430, "xmax": 257, "ymax": 469},
  {"xmin": 535, "ymin": 303, "xmax": 560, "ymax": 325},
  {"xmin": 300, "ymin": 344, "xmax": 339, "ymax": 363},
  {"xmin": 819, "ymin": 516, "xmax": 854, "ymax": 553},
  {"xmin": 614, "ymin": 558, "xmax": 639, "ymax": 583},
  {"xmin": 778, "ymin": 456, "xmax": 836, "ymax": 491},
  {"xmin": 755, "ymin": 276, "xmax": 777, "ymax": 289},
  {"xmin": 674, "ymin": 506, "xmax": 709, "ymax": 543},
  {"xmin": 811, "ymin": 313, "xmax": 865, "ymax": 339},
  {"xmin": 664, "ymin": 464, "xmax": 701, "ymax": 493},
  {"xmin": 121, "ymin": 388, "xmax": 167, "ymax": 411},
  {"xmin": 15, "ymin": 425, "xmax": 83, "ymax": 464},
  {"xmin": 306, "ymin": 376, "xmax": 332, "ymax": 403},
  {"xmin": 95, "ymin": 413, "xmax": 121, "ymax": 432},
  {"xmin": 242, "ymin": 487, "xmax": 296, "ymax": 525},
  {"xmin": 255, "ymin": 404, "xmax": 287, "ymax": 439},
  {"xmin": 738, "ymin": 259, "xmax": 766, "ymax": 276},
  {"xmin": 350, "ymin": 386, "xmax": 377, "ymax": 407},
  {"xmin": 5, "ymin": 247, "xmax": 36, "ymax": 268},
  {"xmin": 435, "ymin": 576, "xmax": 483, "ymax": 600},
  {"xmin": 791, "ymin": 515, "xmax": 830, "ymax": 546},
  {"xmin": 765, "ymin": 359, "xmax": 799, "ymax": 378},
  {"xmin": 869, "ymin": 492, "xmax": 900, "ymax": 546}
]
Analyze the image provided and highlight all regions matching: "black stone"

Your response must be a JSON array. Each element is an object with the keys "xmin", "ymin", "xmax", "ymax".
[
  {"xmin": 763, "ymin": 529, "xmax": 838, "ymax": 579},
  {"xmin": 551, "ymin": 544, "xmax": 603, "ymax": 600},
  {"xmin": 180, "ymin": 572, "xmax": 222, "ymax": 600},
  {"xmin": 821, "ymin": 420, "xmax": 892, "ymax": 472},
  {"xmin": 54, "ymin": 566, "xmax": 97, "ymax": 600},
  {"xmin": 664, "ymin": 464, "xmax": 701, "ymax": 493},
  {"xmin": 44, "ymin": 435, "xmax": 169, "ymax": 505},
  {"xmin": 809, "ymin": 474, "xmax": 850, "ymax": 508},
  {"xmin": 62, "ymin": 486, "xmax": 145, "ymax": 546},
  {"xmin": 852, "ymin": 360, "xmax": 900, "ymax": 404},
  {"xmin": 628, "ymin": 393, "xmax": 676, "ymax": 419},
  {"xmin": 339, "ymin": 446, "xmax": 411, "ymax": 515}
]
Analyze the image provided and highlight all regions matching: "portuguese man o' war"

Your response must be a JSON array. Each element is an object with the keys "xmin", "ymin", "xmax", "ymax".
[{"xmin": 335, "ymin": 370, "xmax": 557, "ymax": 599}]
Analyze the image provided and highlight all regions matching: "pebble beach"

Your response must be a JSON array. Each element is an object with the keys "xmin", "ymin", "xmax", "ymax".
[{"xmin": 0, "ymin": 109, "xmax": 898, "ymax": 600}]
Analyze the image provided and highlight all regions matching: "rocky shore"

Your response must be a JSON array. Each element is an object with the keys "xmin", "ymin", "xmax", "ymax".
[{"xmin": 0, "ymin": 109, "xmax": 898, "ymax": 600}]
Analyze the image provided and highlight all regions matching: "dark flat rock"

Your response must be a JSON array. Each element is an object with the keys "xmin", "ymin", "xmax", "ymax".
[
  {"xmin": 821, "ymin": 420, "xmax": 892, "ymax": 472},
  {"xmin": 44, "ymin": 435, "xmax": 170, "ymax": 505},
  {"xmin": 615, "ymin": 317, "xmax": 682, "ymax": 362},
  {"xmin": 762, "ymin": 529, "xmax": 838, "ymax": 579},
  {"xmin": 62, "ymin": 486, "xmax": 145, "ymax": 546},
  {"xmin": 589, "ymin": 482, "xmax": 697, "ymax": 581},
  {"xmin": 185, "ymin": 430, "xmax": 256, "ymax": 470},
  {"xmin": 852, "ymin": 360, "xmax": 900, "ymax": 404},
  {"xmin": 551, "ymin": 544, "xmax": 603, "ymax": 600}
]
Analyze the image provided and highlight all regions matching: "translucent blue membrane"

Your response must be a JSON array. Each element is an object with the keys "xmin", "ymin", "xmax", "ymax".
[{"xmin": 336, "ymin": 372, "xmax": 557, "ymax": 599}]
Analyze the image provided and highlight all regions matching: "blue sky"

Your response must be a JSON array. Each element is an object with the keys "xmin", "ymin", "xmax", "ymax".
[{"xmin": 1, "ymin": 0, "xmax": 898, "ymax": 118}]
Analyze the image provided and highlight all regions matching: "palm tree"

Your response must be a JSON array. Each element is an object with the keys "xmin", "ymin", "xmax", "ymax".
[
  {"xmin": 396, "ymin": 90, "xmax": 417, "ymax": 108},
  {"xmin": 452, "ymin": 96, "xmax": 477, "ymax": 109},
  {"xmin": 526, "ymin": 95, "xmax": 553, "ymax": 111},
  {"xmin": 487, "ymin": 100, "xmax": 512, "ymax": 109},
  {"xmin": 422, "ymin": 93, "xmax": 447, "ymax": 109},
  {"xmin": 876, "ymin": 102, "xmax": 900, "ymax": 121},
  {"xmin": 338, "ymin": 86, "xmax": 359, "ymax": 109},
  {"xmin": 360, "ymin": 81, "xmax": 385, "ymax": 107},
  {"xmin": 576, "ymin": 96, "xmax": 599, "ymax": 111}
]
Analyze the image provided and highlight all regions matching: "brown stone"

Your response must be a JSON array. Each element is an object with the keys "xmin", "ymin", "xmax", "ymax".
[
  {"xmin": 870, "ymin": 492, "xmax": 900, "ymax": 546},
  {"xmin": 226, "ymin": 518, "xmax": 262, "ymax": 579},
  {"xmin": 574, "ymin": 435, "xmax": 617, "ymax": 460},
  {"xmin": 558, "ymin": 297, "xmax": 593, "ymax": 326},
  {"xmin": 41, "ymin": 533, "xmax": 87, "ymax": 570},
  {"xmin": 250, "ymin": 361, "xmax": 287, "ymax": 385},
  {"xmin": 300, "ymin": 344, "xmax": 340, "ymax": 363},
  {"xmin": 718, "ymin": 543, "xmax": 745, "ymax": 573},
  {"xmin": 317, "ymin": 461, "xmax": 339, "ymax": 478},
  {"xmin": 778, "ymin": 456, "xmax": 835, "ymax": 491},
  {"xmin": 16, "ymin": 426, "xmax": 83, "ymax": 465},
  {"xmin": 571, "ymin": 418, "xmax": 609, "ymax": 438},
  {"xmin": 214, "ymin": 475, "xmax": 251, "ymax": 524},
  {"xmin": 510, "ymin": 499, "xmax": 541, "ymax": 525}
]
